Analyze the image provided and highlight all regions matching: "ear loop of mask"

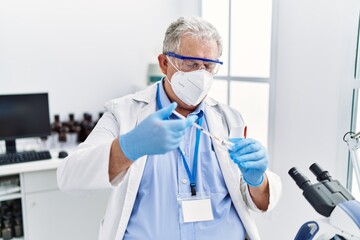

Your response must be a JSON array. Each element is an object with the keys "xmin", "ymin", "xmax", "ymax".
[
  {"xmin": 166, "ymin": 55, "xmax": 181, "ymax": 71},
  {"xmin": 165, "ymin": 55, "xmax": 181, "ymax": 85}
]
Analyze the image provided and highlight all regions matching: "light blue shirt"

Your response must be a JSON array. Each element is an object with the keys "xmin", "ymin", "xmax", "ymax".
[{"xmin": 124, "ymin": 81, "xmax": 246, "ymax": 240}]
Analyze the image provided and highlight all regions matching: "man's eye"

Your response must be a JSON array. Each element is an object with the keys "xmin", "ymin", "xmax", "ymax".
[
  {"xmin": 184, "ymin": 61, "xmax": 198, "ymax": 68},
  {"xmin": 205, "ymin": 63, "xmax": 215, "ymax": 70}
]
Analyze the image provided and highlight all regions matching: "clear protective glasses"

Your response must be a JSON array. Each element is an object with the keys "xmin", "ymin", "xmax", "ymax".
[{"xmin": 166, "ymin": 52, "xmax": 223, "ymax": 74}]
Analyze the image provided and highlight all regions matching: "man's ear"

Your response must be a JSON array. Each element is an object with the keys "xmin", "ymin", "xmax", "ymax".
[{"xmin": 158, "ymin": 54, "xmax": 168, "ymax": 75}]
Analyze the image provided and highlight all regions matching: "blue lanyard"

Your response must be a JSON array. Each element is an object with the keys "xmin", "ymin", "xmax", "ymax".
[
  {"xmin": 178, "ymin": 118, "xmax": 202, "ymax": 196},
  {"xmin": 156, "ymin": 83, "xmax": 202, "ymax": 196}
]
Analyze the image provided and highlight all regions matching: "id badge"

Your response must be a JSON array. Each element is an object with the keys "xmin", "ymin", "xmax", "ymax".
[{"xmin": 179, "ymin": 195, "xmax": 214, "ymax": 223}]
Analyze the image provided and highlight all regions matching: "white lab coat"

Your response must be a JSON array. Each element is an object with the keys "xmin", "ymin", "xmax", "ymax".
[{"xmin": 57, "ymin": 83, "xmax": 282, "ymax": 240}]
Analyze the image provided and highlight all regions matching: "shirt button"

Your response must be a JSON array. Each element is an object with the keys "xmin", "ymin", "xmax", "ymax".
[{"xmin": 182, "ymin": 179, "xmax": 188, "ymax": 184}]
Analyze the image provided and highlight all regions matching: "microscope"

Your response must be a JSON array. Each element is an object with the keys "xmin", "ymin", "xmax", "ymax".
[{"xmin": 289, "ymin": 163, "xmax": 360, "ymax": 239}]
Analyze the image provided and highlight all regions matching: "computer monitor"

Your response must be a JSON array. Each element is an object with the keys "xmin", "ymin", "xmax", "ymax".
[{"xmin": 0, "ymin": 93, "xmax": 51, "ymax": 153}]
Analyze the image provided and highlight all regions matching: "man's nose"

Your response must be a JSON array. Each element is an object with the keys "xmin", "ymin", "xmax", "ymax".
[{"xmin": 198, "ymin": 64, "xmax": 206, "ymax": 70}]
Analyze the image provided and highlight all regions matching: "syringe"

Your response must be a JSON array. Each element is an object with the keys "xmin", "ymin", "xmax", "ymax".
[{"xmin": 172, "ymin": 110, "xmax": 234, "ymax": 150}]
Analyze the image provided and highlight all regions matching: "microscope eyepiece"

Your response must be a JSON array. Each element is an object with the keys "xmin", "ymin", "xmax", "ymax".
[
  {"xmin": 309, "ymin": 163, "xmax": 332, "ymax": 182},
  {"xmin": 289, "ymin": 163, "xmax": 355, "ymax": 217},
  {"xmin": 288, "ymin": 167, "xmax": 312, "ymax": 190}
]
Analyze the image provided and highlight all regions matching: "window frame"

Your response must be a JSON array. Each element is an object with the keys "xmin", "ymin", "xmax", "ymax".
[
  {"xmin": 336, "ymin": 9, "xmax": 360, "ymax": 195},
  {"xmin": 200, "ymin": 0, "xmax": 278, "ymax": 165}
]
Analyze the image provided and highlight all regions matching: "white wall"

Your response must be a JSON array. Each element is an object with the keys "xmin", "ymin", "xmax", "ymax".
[
  {"xmin": 0, "ymin": 0, "xmax": 200, "ymax": 122},
  {"xmin": 255, "ymin": 0, "xmax": 360, "ymax": 238}
]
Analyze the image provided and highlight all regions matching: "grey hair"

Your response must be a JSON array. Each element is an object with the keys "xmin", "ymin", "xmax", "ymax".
[{"xmin": 162, "ymin": 16, "xmax": 223, "ymax": 58}]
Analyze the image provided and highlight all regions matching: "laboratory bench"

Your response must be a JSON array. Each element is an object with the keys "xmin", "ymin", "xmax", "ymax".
[{"xmin": 0, "ymin": 153, "xmax": 109, "ymax": 240}]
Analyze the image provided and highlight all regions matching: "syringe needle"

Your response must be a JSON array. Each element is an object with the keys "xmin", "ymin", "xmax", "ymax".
[{"xmin": 172, "ymin": 110, "xmax": 233, "ymax": 149}]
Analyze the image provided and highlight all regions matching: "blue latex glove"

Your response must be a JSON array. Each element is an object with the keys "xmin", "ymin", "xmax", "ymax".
[
  {"xmin": 119, "ymin": 103, "xmax": 196, "ymax": 160},
  {"xmin": 228, "ymin": 138, "xmax": 268, "ymax": 187}
]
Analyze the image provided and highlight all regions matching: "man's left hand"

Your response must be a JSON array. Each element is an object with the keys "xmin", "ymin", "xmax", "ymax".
[{"xmin": 228, "ymin": 138, "xmax": 268, "ymax": 187}]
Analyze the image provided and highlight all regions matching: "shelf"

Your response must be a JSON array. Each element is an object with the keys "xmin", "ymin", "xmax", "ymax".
[
  {"xmin": 0, "ymin": 158, "xmax": 63, "ymax": 177},
  {"xmin": 0, "ymin": 238, "xmax": 24, "ymax": 240},
  {"xmin": 0, "ymin": 185, "xmax": 21, "ymax": 196},
  {"xmin": 0, "ymin": 192, "xmax": 22, "ymax": 201}
]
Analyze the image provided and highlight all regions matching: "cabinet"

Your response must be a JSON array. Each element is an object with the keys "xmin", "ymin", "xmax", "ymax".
[
  {"xmin": 0, "ymin": 161, "xmax": 109, "ymax": 240},
  {"xmin": 0, "ymin": 175, "xmax": 23, "ymax": 240}
]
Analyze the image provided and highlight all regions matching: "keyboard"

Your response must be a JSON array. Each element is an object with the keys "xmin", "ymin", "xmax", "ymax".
[{"xmin": 0, "ymin": 150, "xmax": 52, "ymax": 166}]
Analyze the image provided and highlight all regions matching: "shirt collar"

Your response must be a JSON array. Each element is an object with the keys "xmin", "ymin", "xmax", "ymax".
[{"xmin": 158, "ymin": 79, "xmax": 204, "ymax": 118}]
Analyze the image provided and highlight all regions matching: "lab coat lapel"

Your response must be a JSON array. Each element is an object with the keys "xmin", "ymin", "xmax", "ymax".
[
  {"xmin": 204, "ymin": 104, "xmax": 242, "ymax": 201},
  {"xmin": 127, "ymin": 83, "xmax": 158, "ymax": 130},
  {"xmin": 205, "ymin": 103, "xmax": 260, "ymax": 240}
]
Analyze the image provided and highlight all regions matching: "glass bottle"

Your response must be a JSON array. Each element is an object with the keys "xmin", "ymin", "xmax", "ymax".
[
  {"xmin": 51, "ymin": 115, "xmax": 62, "ymax": 133},
  {"xmin": 78, "ymin": 113, "xmax": 94, "ymax": 143},
  {"xmin": 13, "ymin": 216, "xmax": 23, "ymax": 237},
  {"xmin": 66, "ymin": 113, "xmax": 80, "ymax": 147},
  {"xmin": 2, "ymin": 218, "xmax": 13, "ymax": 240},
  {"xmin": 84, "ymin": 113, "xmax": 94, "ymax": 140},
  {"xmin": 50, "ymin": 115, "xmax": 62, "ymax": 148}
]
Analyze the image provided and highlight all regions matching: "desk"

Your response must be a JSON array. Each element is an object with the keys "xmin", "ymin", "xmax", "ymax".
[{"xmin": 0, "ymin": 155, "xmax": 109, "ymax": 240}]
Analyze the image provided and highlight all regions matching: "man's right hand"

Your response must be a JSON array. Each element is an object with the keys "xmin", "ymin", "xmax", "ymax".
[{"xmin": 119, "ymin": 102, "xmax": 196, "ymax": 161}]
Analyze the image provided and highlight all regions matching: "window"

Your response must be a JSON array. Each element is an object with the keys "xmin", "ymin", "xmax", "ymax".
[
  {"xmin": 202, "ymin": 0, "xmax": 275, "ymax": 148},
  {"xmin": 349, "ymin": 89, "xmax": 360, "ymax": 199},
  {"xmin": 345, "ymin": 11, "xmax": 360, "ymax": 198}
]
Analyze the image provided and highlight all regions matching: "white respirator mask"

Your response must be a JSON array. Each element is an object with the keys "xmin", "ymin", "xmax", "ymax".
[{"xmin": 166, "ymin": 58, "xmax": 214, "ymax": 106}]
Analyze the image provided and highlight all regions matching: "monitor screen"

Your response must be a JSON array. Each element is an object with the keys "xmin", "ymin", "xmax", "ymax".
[{"xmin": 0, "ymin": 93, "xmax": 51, "ymax": 141}]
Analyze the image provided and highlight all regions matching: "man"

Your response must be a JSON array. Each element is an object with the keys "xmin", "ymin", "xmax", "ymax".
[{"xmin": 57, "ymin": 16, "xmax": 282, "ymax": 240}]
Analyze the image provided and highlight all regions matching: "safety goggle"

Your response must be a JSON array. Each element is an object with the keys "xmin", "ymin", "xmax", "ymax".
[{"xmin": 166, "ymin": 52, "xmax": 223, "ymax": 74}]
